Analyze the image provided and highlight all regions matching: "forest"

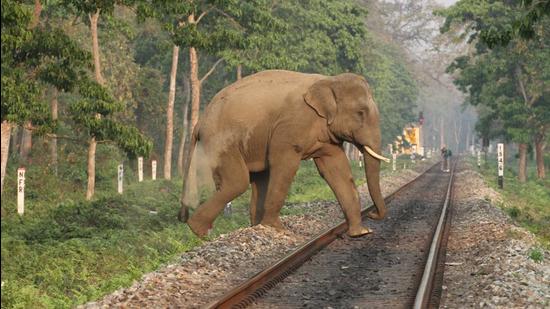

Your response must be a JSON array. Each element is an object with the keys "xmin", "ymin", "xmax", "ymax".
[
  {"xmin": 1, "ymin": 0, "xmax": 549, "ymax": 308},
  {"xmin": 2, "ymin": 1, "xmax": 419, "ymax": 306}
]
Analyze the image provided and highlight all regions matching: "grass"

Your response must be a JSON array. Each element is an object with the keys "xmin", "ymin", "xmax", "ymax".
[
  {"xmin": 473, "ymin": 153, "xmax": 550, "ymax": 249},
  {"xmin": 528, "ymin": 247, "xmax": 545, "ymax": 263},
  {"xmin": 1, "ymin": 152, "xmax": 418, "ymax": 308}
]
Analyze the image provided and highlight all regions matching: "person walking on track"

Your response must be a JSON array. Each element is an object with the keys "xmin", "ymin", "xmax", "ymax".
[{"xmin": 441, "ymin": 146, "xmax": 452, "ymax": 172}]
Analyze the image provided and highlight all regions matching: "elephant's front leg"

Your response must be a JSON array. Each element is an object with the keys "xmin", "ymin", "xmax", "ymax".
[
  {"xmin": 314, "ymin": 145, "xmax": 372, "ymax": 237},
  {"xmin": 260, "ymin": 152, "xmax": 302, "ymax": 230}
]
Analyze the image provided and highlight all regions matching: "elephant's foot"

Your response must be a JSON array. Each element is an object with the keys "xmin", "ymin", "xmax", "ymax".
[
  {"xmin": 347, "ymin": 225, "xmax": 372, "ymax": 238},
  {"xmin": 260, "ymin": 217, "xmax": 286, "ymax": 231},
  {"xmin": 366, "ymin": 206, "xmax": 385, "ymax": 220},
  {"xmin": 187, "ymin": 217, "xmax": 212, "ymax": 239}
]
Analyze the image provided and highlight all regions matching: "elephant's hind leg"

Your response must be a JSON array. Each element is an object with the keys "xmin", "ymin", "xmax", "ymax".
[
  {"xmin": 250, "ymin": 170, "xmax": 269, "ymax": 226},
  {"xmin": 187, "ymin": 152, "xmax": 249, "ymax": 237},
  {"xmin": 260, "ymin": 152, "xmax": 301, "ymax": 230}
]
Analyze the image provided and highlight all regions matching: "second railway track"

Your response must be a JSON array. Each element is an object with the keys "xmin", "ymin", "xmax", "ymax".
[{"xmin": 209, "ymin": 159, "xmax": 457, "ymax": 309}]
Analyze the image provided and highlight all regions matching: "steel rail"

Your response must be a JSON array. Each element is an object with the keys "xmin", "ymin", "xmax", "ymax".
[
  {"xmin": 207, "ymin": 162, "xmax": 441, "ymax": 309},
  {"xmin": 413, "ymin": 159, "xmax": 457, "ymax": 309}
]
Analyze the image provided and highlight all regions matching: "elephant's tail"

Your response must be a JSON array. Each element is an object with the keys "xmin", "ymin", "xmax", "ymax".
[{"xmin": 178, "ymin": 123, "xmax": 200, "ymax": 222}]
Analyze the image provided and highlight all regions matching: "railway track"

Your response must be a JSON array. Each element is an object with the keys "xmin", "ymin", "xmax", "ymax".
[{"xmin": 207, "ymin": 159, "xmax": 457, "ymax": 309}]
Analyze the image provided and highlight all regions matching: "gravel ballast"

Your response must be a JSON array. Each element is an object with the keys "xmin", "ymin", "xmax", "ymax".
[
  {"xmin": 81, "ymin": 160, "xmax": 435, "ymax": 308},
  {"xmin": 81, "ymin": 159, "xmax": 549, "ymax": 308},
  {"xmin": 440, "ymin": 161, "xmax": 549, "ymax": 308}
]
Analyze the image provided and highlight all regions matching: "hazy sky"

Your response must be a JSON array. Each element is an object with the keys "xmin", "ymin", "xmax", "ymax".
[{"xmin": 434, "ymin": 0, "xmax": 458, "ymax": 6}]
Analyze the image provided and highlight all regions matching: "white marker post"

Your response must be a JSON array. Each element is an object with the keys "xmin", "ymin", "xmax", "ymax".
[
  {"xmin": 392, "ymin": 153, "xmax": 397, "ymax": 172},
  {"xmin": 117, "ymin": 164, "xmax": 124, "ymax": 194},
  {"xmin": 497, "ymin": 143, "xmax": 504, "ymax": 189},
  {"xmin": 138, "ymin": 157, "xmax": 143, "ymax": 182},
  {"xmin": 17, "ymin": 167, "xmax": 25, "ymax": 215},
  {"xmin": 418, "ymin": 146, "xmax": 425, "ymax": 157},
  {"xmin": 224, "ymin": 201, "xmax": 232, "ymax": 217},
  {"xmin": 477, "ymin": 150, "xmax": 481, "ymax": 168},
  {"xmin": 151, "ymin": 160, "xmax": 157, "ymax": 180},
  {"xmin": 359, "ymin": 154, "xmax": 363, "ymax": 167}
]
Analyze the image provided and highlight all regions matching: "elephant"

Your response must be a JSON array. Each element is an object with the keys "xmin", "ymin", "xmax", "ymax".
[{"xmin": 178, "ymin": 70, "xmax": 390, "ymax": 238}]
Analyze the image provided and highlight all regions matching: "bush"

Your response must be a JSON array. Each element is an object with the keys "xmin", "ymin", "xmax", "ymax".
[
  {"xmin": 506, "ymin": 206, "xmax": 521, "ymax": 218},
  {"xmin": 0, "ymin": 158, "xmax": 378, "ymax": 308},
  {"xmin": 528, "ymin": 247, "xmax": 544, "ymax": 263}
]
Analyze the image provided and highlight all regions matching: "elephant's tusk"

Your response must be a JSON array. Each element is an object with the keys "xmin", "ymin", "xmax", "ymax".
[{"xmin": 363, "ymin": 146, "xmax": 391, "ymax": 163}]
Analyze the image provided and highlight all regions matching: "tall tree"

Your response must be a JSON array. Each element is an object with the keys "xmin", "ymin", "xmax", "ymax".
[
  {"xmin": 19, "ymin": 0, "xmax": 44, "ymax": 162},
  {"xmin": 177, "ymin": 75, "xmax": 191, "ymax": 176},
  {"xmin": 138, "ymin": 0, "xmax": 283, "ymax": 182},
  {"xmin": 138, "ymin": 1, "xmax": 237, "ymax": 179},
  {"xmin": 441, "ymin": 0, "xmax": 550, "ymax": 180},
  {"xmin": 162, "ymin": 45, "xmax": 179, "ymax": 179},
  {"xmin": 63, "ymin": 0, "xmax": 128, "ymax": 199},
  {"xmin": 2, "ymin": 0, "xmax": 85, "ymax": 193},
  {"xmin": 49, "ymin": 88, "xmax": 59, "ymax": 174}
]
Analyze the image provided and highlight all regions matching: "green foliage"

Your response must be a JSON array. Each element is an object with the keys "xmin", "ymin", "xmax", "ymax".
[
  {"xmin": 477, "ymin": 156, "xmax": 550, "ymax": 248},
  {"xmin": 68, "ymin": 77, "xmax": 153, "ymax": 158},
  {"xmin": 1, "ymin": 1, "xmax": 425, "ymax": 307},
  {"xmin": 270, "ymin": 0, "xmax": 369, "ymax": 74},
  {"xmin": 437, "ymin": 0, "xmax": 550, "ymax": 47},
  {"xmin": 1, "ymin": 175, "xmax": 194, "ymax": 308},
  {"xmin": 137, "ymin": 0, "xmax": 245, "ymax": 52},
  {"xmin": 1, "ymin": 158, "xmax": 374, "ymax": 308},
  {"xmin": 506, "ymin": 206, "xmax": 521, "ymax": 218},
  {"xmin": 62, "ymin": 0, "xmax": 134, "ymax": 16},
  {"xmin": 528, "ymin": 247, "xmax": 544, "ymax": 263},
  {"xmin": 362, "ymin": 36, "xmax": 418, "ymax": 144},
  {"xmin": 1, "ymin": 0, "xmax": 84, "ymax": 127},
  {"xmin": 441, "ymin": 0, "xmax": 550, "ymax": 147}
]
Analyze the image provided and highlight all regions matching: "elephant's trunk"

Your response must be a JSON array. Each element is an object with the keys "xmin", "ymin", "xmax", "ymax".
[{"xmin": 362, "ymin": 147, "xmax": 386, "ymax": 219}]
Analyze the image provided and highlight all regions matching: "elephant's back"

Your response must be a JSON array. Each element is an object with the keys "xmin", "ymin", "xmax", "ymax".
[
  {"xmin": 201, "ymin": 70, "xmax": 324, "ymax": 132},
  {"xmin": 214, "ymin": 70, "xmax": 326, "ymax": 104}
]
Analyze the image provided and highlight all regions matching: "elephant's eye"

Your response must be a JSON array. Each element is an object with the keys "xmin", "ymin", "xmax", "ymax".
[{"xmin": 357, "ymin": 110, "xmax": 365, "ymax": 117}]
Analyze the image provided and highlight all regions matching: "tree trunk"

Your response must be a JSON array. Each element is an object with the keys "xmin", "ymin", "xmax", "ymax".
[
  {"xmin": 535, "ymin": 137, "xmax": 546, "ymax": 179},
  {"xmin": 188, "ymin": 14, "xmax": 201, "ymax": 133},
  {"xmin": 86, "ymin": 10, "xmax": 103, "ymax": 200},
  {"xmin": 16, "ymin": 0, "xmax": 43, "ymax": 165},
  {"xmin": 466, "ymin": 123, "xmax": 473, "ymax": 152},
  {"xmin": 518, "ymin": 143, "xmax": 528, "ymax": 183},
  {"xmin": 177, "ymin": 76, "xmax": 191, "ymax": 176},
  {"xmin": 86, "ymin": 138, "xmax": 97, "ymax": 200},
  {"xmin": 189, "ymin": 46, "xmax": 201, "ymax": 131},
  {"xmin": 163, "ymin": 45, "xmax": 180, "ymax": 180},
  {"xmin": 90, "ymin": 11, "xmax": 104, "ymax": 85},
  {"xmin": 439, "ymin": 118, "xmax": 445, "ymax": 149},
  {"xmin": 50, "ymin": 89, "xmax": 58, "ymax": 174},
  {"xmin": 453, "ymin": 119, "xmax": 462, "ymax": 153},
  {"xmin": 19, "ymin": 126, "xmax": 32, "ymax": 162},
  {"xmin": 1, "ymin": 121, "xmax": 12, "ymax": 195},
  {"xmin": 31, "ymin": 0, "xmax": 42, "ymax": 28},
  {"xmin": 237, "ymin": 64, "xmax": 242, "ymax": 80},
  {"xmin": 11, "ymin": 126, "xmax": 19, "ymax": 157},
  {"xmin": 176, "ymin": 104, "xmax": 190, "ymax": 176}
]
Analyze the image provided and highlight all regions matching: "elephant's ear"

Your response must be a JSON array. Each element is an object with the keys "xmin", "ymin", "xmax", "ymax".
[{"xmin": 304, "ymin": 79, "xmax": 337, "ymax": 125}]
